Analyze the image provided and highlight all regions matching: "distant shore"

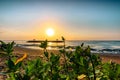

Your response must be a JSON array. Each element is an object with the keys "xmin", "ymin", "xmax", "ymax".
[{"xmin": 13, "ymin": 46, "xmax": 120, "ymax": 64}]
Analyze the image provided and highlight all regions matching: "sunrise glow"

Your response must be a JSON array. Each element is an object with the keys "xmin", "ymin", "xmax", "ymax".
[{"xmin": 46, "ymin": 28, "xmax": 54, "ymax": 37}]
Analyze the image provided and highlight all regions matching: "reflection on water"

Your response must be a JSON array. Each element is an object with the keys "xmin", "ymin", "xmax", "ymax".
[
  {"xmin": 3, "ymin": 40, "xmax": 120, "ymax": 49},
  {"xmin": 2, "ymin": 40, "xmax": 120, "ymax": 54},
  {"xmin": 48, "ymin": 42, "xmax": 52, "ymax": 46}
]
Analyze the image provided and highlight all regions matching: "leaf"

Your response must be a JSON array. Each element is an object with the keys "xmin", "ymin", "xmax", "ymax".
[
  {"xmin": 84, "ymin": 46, "xmax": 91, "ymax": 56},
  {"xmin": 52, "ymin": 73, "xmax": 60, "ymax": 80},
  {"xmin": 15, "ymin": 61, "xmax": 22, "ymax": 71},
  {"xmin": 44, "ymin": 52, "xmax": 48, "ymax": 58},
  {"xmin": 77, "ymin": 74, "xmax": 86, "ymax": 80},
  {"xmin": 10, "ymin": 41, "xmax": 15, "ymax": 50},
  {"xmin": 23, "ymin": 75, "xmax": 30, "ymax": 80},
  {"xmin": 59, "ymin": 74, "xmax": 67, "ymax": 79},
  {"xmin": 8, "ymin": 72, "xmax": 16, "ymax": 80},
  {"xmin": 1, "ymin": 44, "xmax": 7, "ymax": 52},
  {"xmin": 7, "ymin": 59, "xmax": 15, "ymax": 70},
  {"xmin": 39, "ymin": 40, "xmax": 48, "ymax": 49},
  {"xmin": 66, "ymin": 52, "xmax": 71, "ymax": 58},
  {"xmin": 61, "ymin": 36, "xmax": 65, "ymax": 41},
  {"xmin": 50, "ymin": 53, "xmax": 60, "ymax": 65},
  {"xmin": 0, "ymin": 40, "xmax": 6, "ymax": 45},
  {"xmin": 50, "ymin": 53, "xmax": 55, "ymax": 62},
  {"xmin": 81, "ymin": 43, "xmax": 84, "ymax": 47},
  {"xmin": 59, "ymin": 49, "xmax": 65, "ymax": 53},
  {"xmin": 79, "ymin": 57, "xmax": 84, "ymax": 66}
]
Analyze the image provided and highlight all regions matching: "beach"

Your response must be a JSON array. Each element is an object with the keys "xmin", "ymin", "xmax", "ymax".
[
  {"xmin": 1, "ymin": 46, "xmax": 120, "ymax": 65},
  {"xmin": 0, "ymin": 46, "xmax": 120, "ymax": 79},
  {"xmin": 13, "ymin": 46, "xmax": 120, "ymax": 64}
]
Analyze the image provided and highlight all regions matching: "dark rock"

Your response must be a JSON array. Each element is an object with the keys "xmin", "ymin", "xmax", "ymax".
[{"xmin": 91, "ymin": 48, "xmax": 97, "ymax": 51}]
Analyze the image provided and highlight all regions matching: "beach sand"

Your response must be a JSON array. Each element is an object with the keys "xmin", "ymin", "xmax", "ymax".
[
  {"xmin": 100, "ymin": 54, "xmax": 120, "ymax": 64},
  {"xmin": 1, "ymin": 46, "xmax": 120, "ymax": 65},
  {"xmin": 13, "ymin": 46, "xmax": 120, "ymax": 64}
]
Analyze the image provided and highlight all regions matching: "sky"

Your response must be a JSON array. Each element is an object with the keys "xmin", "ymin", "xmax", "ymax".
[{"xmin": 0, "ymin": 0, "xmax": 120, "ymax": 40}]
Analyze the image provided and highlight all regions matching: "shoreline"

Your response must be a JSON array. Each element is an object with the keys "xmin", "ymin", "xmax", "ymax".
[
  {"xmin": 13, "ymin": 46, "xmax": 120, "ymax": 64},
  {"xmin": 0, "ymin": 46, "xmax": 120, "ymax": 64}
]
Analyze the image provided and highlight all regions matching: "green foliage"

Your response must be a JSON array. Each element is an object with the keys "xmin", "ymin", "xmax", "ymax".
[
  {"xmin": 0, "ymin": 40, "xmax": 120, "ymax": 80},
  {"xmin": 62, "ymin": 36, "xmax": 65, "ymax": 41},
  {"xmin": 0, "ymin": 40, "xmax": 15, "ymax": 57},
  {"xmin": 39, "ymin": 40, "xmax": 48, "ymax": 50},
  {"xmin": 101, "ymin": 62, "xmax": 120, "ymax": 79}
]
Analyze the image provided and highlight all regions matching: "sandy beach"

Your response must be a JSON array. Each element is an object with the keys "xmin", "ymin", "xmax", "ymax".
[
  {"xmin": 0, "ymin": 46, "xmax": 120, "ymax": 65},
  {"xmin": 13, "ymin": 46, "xmax": 120, "ymax": 64}
]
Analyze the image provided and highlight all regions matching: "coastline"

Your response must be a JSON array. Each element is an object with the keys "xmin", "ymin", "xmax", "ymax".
[{"xmin": 13, "ymin": 46, "xmax": 120, "ymax": 64}]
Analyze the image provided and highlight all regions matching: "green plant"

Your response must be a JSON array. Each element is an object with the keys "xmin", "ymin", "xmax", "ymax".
[
  {"xmin": 0, "ymin": 41, "xmax": 28, "ymax": 80},
  {"xmin": 101, "ymin": 62, "xmax": 120, "ymax": 80},
  {"xmin": 0, "ymin": 39, "xmax": 120, "ymax": 80},
  {"xmin": 0, "ymin": 40, "xmax": 15, "ymax": 59},
  {"xmin": 0, "ymin": 41, "xmax": 21, "ymax": 72}
]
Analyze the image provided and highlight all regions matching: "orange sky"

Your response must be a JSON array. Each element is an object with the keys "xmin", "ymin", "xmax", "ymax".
[{"xmin": 0, "ymin": 1, "xmax": 120, "ymax": 40}]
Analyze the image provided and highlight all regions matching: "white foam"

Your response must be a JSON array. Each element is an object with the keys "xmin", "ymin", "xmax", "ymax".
[{"xmin": 112, "ymin": 46, "xmax": 120, "ymax": 49}]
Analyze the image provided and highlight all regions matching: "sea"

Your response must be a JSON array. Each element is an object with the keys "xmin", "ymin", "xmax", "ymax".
[{"xmin": 2, "ymin": 40, "xmax": 120, "ymax": 54}]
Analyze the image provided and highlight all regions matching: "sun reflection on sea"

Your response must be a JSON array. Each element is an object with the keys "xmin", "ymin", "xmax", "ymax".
[{"xmin": 48, "ymin": 42, "xmax": 52, "ymax": 46}]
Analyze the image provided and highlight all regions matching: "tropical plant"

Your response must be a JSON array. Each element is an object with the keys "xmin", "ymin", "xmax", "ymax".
[{"xmin": 0, "ymin": 38, "xmax": 120, "ymax": 80}]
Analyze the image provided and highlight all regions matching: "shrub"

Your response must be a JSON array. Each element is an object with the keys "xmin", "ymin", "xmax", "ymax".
[{"xmin": 0, "ymin": 38, "xmax": 120, "ymax": 80}]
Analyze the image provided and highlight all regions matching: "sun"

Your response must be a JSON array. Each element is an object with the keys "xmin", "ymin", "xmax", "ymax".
[{"xmin": 46, "ymin": 28, "xmax": 54, "ymax": 36}]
